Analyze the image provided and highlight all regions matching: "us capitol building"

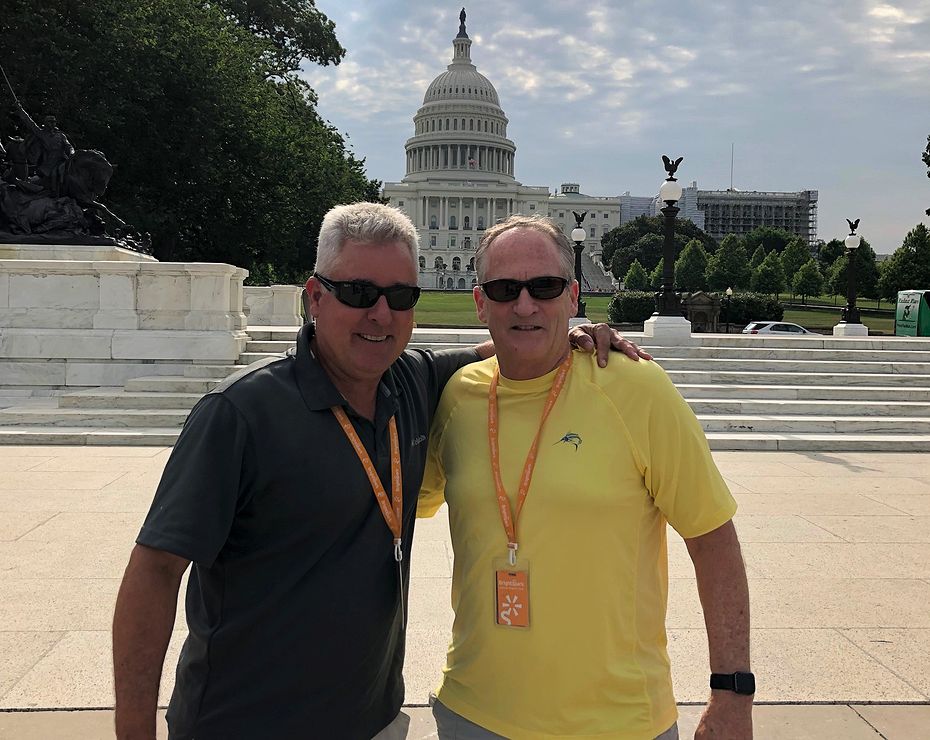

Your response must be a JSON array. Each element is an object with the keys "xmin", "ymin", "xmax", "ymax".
[
  {"xmin": 382, "ymin": 9, "xmax": 818, "ymax": 290},
  {"xmin": 382, "ymin": 10, "xmax": 620, "ymax": 291}
]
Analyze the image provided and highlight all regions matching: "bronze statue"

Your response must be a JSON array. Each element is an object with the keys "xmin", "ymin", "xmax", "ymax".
[{"xmin": 0, "ymin": 64, "xmax": 148, "ymax": 251}]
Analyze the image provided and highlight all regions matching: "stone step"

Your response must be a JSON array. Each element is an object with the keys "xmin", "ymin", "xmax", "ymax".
[
  {"xmin": 407, "ymin": 340, "xmax": 930, "ymax": 363},
  {"xmin": 237, "ymin": 352, "xmax": 285, "ymax": 365},
  {"xmin": 657, "ymin": 358, "xmax": 930, "ymax": 374},
  {"xmin": 665, "ymin": 370, "xmax": 924, "ymax": 387},
  {"xmin": 675, "ymin": 384, "xmax": 930, "ymax": 401},
  {"xmin": 60, "ymin": 389, "xmax": 204, "ymax": 410},
  {"xmin": 697, "ymin": 414, "xmax": 930, "ymax": 434},
  {"xmin": 406, "ymin": 329, "xmax": 930, "ymax": 352},
  {"xmin": 0, "ymin": 425, "xmax": 927, "ymax": 451},
  {"xmin": 646, "ymin": 347, "xmax": 930, "ymax": 361},
  {"xmin": 0, "ymin": 407, "xmax": 189, "ymax": 427},
  {"xmin": 0, "ymin": 426, "xmax": 180, "ymax": 446},
  {"xmin": 703, "ymin": 432, "xmax": 930, "ymax": 452},
  {"xmin": 183, "ymin": 364, "xmax": 241, "ymax": 378},
  {"xmin": 124, "ymin": 376, "xmax": 221, "ymax": 393},
  {"xmin": 245, "ymin": 340, "xmax": 295, "ymax": 353},
  {"xmin": 244, "ymin": 327, "xmax": 301, "ymax": 342},
  {"xmin": 687, "ymin": 398, "xmax": 930, "ymax": 417}
]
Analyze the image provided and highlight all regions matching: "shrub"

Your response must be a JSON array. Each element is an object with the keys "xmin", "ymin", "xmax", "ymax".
[
  {"xmin": 607, "ymin": 291, "xmax": 656, "ymax": 323},
  {"xmin": 725, "ymin": 292, "xmax": 784, "ymax": 328}
]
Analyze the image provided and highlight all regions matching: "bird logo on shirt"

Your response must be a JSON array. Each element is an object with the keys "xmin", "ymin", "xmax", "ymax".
[{"xmin": 555, "ymin": 432, "xmax": 582, "ymax": 451}]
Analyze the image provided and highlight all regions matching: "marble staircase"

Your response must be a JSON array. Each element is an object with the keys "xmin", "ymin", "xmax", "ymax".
[{"xmin": 1, "ymin": 327, "xmax": 930, "ymax": 450}]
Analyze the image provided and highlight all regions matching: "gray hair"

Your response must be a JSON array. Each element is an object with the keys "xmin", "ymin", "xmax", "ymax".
[
  {"xmin": 315, "ymin": 202, "xmax": 419, "ymax": 275},
  {"xmin": 476, "ymin": 214, "xmax": 575, "ymax": 283}
]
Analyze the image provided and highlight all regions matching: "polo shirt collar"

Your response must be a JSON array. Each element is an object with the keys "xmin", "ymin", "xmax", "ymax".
[{"xmin": 294, "ymin": 324, "xmax": 403, "ymax": 425}]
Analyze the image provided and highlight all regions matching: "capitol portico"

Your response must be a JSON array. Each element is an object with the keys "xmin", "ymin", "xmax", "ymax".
[{"xmin": 383, "ymin": 9, "xmax": 616, "ymax": 291}]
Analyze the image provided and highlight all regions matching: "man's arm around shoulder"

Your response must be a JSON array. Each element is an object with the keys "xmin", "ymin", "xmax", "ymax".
[
  {"xmin": 113, "ymin": 544, "xmax": 190, "ymax": 740},
  {"xmin": 686, "ymin": 520, "xmax": 753, "ymax": 739}
]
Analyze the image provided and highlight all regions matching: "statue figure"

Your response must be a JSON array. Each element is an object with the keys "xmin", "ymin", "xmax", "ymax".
[
  {"xmin": 0, "ymin": 65, "xmax": 149, "ymax": 252},
  {"xmin": 13, "ymin": 104, "xmax": 74, "ymax": 196}
]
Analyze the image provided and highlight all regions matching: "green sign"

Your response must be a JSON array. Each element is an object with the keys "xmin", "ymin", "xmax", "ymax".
[{"xmin": 896, "ymin": 290, "xmax": 930, "ymax": 336}]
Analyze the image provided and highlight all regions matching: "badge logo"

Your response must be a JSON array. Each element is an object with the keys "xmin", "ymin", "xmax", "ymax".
[{"xmin": 554, "ymin": 432, "xmax": 582, "ymax": 451}]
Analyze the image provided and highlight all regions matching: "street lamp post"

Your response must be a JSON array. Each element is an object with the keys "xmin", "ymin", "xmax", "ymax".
[
  {"xmin": 643, "ymin": 156, "xmax": 691, "ymax": 341},
  {"xmin": 570, "ymin": 211, "xmax": 588, "ymax": 321},
  {"xmin": 841, "ymin": 220, "xmax": 861, "ymax": 324},
  {"xmin": 724, "ymin": 287, "xmax": 733, "ymax": 333},
  {"xmin": 833, "ymin": 219, "xmax": 868, "ymax": 337},
  {"xmin": 655, "ymin": 157, "xmax": 684, "ymax": 317}
]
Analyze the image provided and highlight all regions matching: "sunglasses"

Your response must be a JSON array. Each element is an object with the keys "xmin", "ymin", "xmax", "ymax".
[
  {"xmin": 314, "ymin": 274, "xmax": 421, "ymax": 311},
  {"xmin": 480, "ymin": 276, "xmax": 569, "ymax": 302}
]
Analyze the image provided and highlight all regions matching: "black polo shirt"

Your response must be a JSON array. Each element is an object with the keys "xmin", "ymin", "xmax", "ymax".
[{"xmin": 137, "ymin": 324, "xmax": 478, "ymax": 739}]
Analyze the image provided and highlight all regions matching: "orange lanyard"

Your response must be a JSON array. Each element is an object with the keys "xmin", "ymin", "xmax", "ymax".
[
  {"xmin": 331, "ymin": 407, "xmax": 404, "ymax": 562},
  {"xmin": 488, "ymin": 353, "xmax": 572, "ymax": 566}
]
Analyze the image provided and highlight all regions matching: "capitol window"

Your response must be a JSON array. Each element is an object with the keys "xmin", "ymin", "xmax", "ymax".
[{"xmin": 453, "ymin": 120, "xmax": 458, "ymax": 130}]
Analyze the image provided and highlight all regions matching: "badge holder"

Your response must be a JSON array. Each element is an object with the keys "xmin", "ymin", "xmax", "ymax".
[{"xmin": 493, "ymin": 556, "xmax": 530, "ymax": 629}]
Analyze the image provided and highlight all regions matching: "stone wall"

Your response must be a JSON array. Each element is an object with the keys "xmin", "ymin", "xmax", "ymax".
[
  {"xmin": 0, "ymin": 260, "xmax": 249, "ymax": 391},
  {"xmin": 243, "ymin": 285, "xmax": 302, "ymax": 326}
]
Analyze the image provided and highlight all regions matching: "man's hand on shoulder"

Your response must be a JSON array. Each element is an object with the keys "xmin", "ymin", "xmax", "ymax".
[
  {"xmin": 694, "ymin": 691, "xmax": 753, "ymax": 739},
  {"xmin": 568, "ymin": 323, "xmax": 653, "ymax": 367}
]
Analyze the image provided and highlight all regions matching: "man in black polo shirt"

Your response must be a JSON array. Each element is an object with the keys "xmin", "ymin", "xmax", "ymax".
[{"xmin": 112, "ymin": 202, "xmax": 642, "ymax": 739}]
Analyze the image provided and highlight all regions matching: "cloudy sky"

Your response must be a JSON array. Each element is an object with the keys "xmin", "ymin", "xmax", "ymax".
[{"xmin": 302, "ymin": 0, "xmax": 930, "ymax": 254}]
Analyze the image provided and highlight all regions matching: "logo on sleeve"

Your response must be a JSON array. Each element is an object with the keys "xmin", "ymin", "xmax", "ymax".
[
  {"xmin": 554, "ymin": 432, "xmax": 582, "ymax": 451},
  {"xmin": 411, "ymin": 434, "xmax": 427, "ymax": 447}
]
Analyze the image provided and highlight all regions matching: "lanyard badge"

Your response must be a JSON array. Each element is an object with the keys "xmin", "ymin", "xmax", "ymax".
[
  {"xmin": 487, "ymin": 353, "xmax": 572, "ymax": 629},
  {"xmin": 332, "ymin": 407, "xmax": 406, "ymax": 625}
]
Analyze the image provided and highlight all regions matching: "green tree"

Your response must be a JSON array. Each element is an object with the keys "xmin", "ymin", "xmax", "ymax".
[
  {"xmin": 781, "ymin": 238, "xmax": 812, "ymax": 289},
  {"xmin": 649, "ymin": 258, "xmax": 669, "ymax": 289},
  {"xmin": 675, "ymin": 239, "xmax": 708, "ymax": 291},
  {"xmin": 751, "ymin": 250, "xmax": 787, "ymax": 297},
  {"xmin": 0, "ymin": 0, "xmax": 379, "ymax": 282},
  {"xmin": 826, "ymin": 239, "xmax": 880, "ymax": 299},
  {"xmin": 743, "ymin": 226, "xmax": 795, "ymax": 255},
  {"xmin": 218, "ymin": 0, "xmax": 346, "ymax": 77},
  {"xmin": 602, "ymin": 215, "xmax": 715, "ymax": 278},
  {"xmin": 705, "ymin": 234, "xmax": 751, "ymax": 290},
  {"xmin": 817, "ymin": 238, "xmax": 846, "ymax": 276},
  {"xmin": 878, "ymin": 223, "xmax": 930, "ymax": 299},
  {"xmin": 610, "ymin": 233, "xmax": 664, "ymax": 279},
  {"xmin": 623, "ymin": 259, "xmax": 649, "ymax": 291},
  {"xmin": 792, "ymin": 259, "xmax": 824, "ymax": 302},
  {"xmin": 750, "ymin": 245, "xmax": 766, "ymax": 269}
]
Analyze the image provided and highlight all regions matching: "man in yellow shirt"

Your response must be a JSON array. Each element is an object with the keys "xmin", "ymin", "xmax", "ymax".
[{"xmin": 420, "ymin": 215, "xmax": 753, "ymax": 739}]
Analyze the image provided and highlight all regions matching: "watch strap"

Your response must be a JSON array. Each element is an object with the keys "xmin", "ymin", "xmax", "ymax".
[{"xmin": 710, "ymin": 671, "xmax": 755, "ymax": 695}]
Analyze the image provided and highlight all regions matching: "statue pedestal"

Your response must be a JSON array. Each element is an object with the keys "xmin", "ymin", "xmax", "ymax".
[
  {"xmin": 643, "ymin": 314, "xmax": 693, "ymax": 343},
  {"xmin": 0, "ymin": 258, "xmax": 249, "ymax": 391},
  {"xmin": 833, "ymin": 321, "xmax": 869, "ymax": 337},
  {"xmin": 244, "ymin": 285, "xmax": 303, "ymax": 326},
  {"xmin": 0, "ymin": 243, "xmax": 156, "ymax": 262}
]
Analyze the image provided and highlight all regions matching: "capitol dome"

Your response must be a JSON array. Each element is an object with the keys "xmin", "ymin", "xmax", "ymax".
[{"xmin": 403, "ymin": 8, "xmax": 516, "ymax": 183}]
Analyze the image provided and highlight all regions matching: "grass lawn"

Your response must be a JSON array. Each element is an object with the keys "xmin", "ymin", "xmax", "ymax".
[
  {"xmin": 415, "ymin": 291, "xmax": 613, "ymax": 326},
  {"xmin": 414, "ymin": 291, "xmax": 898, "ymax": 334},
  {"xmin": 781, "ymin": 307, "xmax": 894, "ymax": 334}
]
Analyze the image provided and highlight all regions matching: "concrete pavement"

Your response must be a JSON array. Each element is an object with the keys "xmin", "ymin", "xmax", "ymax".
[{"xmin": 1, "ymin": 446, "xmax": 929, "ymax": 737}]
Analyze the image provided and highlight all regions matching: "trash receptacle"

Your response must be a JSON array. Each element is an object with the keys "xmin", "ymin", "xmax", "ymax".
[{"xmin": 896, "ymin": 290, "xmax": 930, "ymax": 336}]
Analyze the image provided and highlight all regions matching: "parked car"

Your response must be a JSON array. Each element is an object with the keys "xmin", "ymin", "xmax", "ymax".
[{"xmin": 742, "ymin": 321, "xmax": 816, "ymax": 335}]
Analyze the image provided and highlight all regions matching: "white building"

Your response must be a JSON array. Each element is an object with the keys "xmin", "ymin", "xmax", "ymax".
[{"xmin": 383, "ymin": 11, "xmax": 617, "ymax": 290}]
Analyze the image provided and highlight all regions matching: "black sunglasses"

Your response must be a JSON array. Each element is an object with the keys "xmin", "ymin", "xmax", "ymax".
[
  {"xmin": 314, "ymin": 274, "xmax": 421, "ymax": 311},
  {"xmin": 480, "ymin": 276, "xmax": 569, "ymax": 302}
]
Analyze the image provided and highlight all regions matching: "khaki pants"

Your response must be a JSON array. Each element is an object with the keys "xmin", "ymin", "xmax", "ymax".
[{"xmin": 431, "ymin": 698, "xmax": 679, "ymax": 739}]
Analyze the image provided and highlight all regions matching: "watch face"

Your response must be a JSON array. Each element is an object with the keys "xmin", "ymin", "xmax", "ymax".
[{"xmin": 734, "ymin": 672, "xmax": 756, "ymax": 695}]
